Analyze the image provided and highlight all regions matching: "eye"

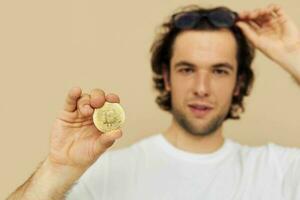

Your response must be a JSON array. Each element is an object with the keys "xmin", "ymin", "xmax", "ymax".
[
  {"xmin": 179, "ymin": 67, "xmax": 194, "ymax": 74},
  {"xmin": 213, "ymin": 68, "xmax": 229, "ymax": 75}
]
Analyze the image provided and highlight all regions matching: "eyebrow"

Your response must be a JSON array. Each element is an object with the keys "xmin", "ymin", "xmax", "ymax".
[
  {"xmin": 174, "ymin": 61, "xmax": 195, "ymax": 69},
  {"xmin": 174, "ymin": 60, "xmax": 235, "ymax": 71}
]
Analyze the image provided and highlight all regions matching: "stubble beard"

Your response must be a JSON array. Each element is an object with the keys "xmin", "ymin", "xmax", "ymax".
[{"xmin": 172, "ymin": 103, "xmax": 231, "ymax": 137}]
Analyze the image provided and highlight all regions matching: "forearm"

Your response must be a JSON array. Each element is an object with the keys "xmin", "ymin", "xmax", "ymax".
[
  {"xmin": 6, "ymin": 158, "xmax": 86, "ymax": 200},
  {"xmin": 290, "ymin": 68, "xmax": 300, "ymax": 85},
  {"xmin": 282, "ymin": 61, "xmax": 300, "ymax": 85},
  {"xmin": 274, "ymin": 51, "xmax": 300, "ymax": 85}
]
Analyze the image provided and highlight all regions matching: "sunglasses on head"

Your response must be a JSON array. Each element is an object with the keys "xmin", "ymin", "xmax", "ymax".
[{"xmin": 172, "ymin": 8, "xmax": 238, "ymax": 29}]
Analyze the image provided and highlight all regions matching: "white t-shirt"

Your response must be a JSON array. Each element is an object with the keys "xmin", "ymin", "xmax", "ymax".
[{"xmin": 66, "ymin": 134, "xmax": 300, "ymax": 200}]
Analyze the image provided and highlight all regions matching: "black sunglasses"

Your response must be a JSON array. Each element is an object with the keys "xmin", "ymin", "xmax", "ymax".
[{"xmin": 172, "ymin": 9, "xmax": 238, "ymax": 29}]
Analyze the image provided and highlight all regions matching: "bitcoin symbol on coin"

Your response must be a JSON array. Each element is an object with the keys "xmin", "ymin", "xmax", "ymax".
[
  {"xmin": 103, "ymin": 110, "xmax": 120, "ymax": 126},
  {"xmin": 93, "ymin": 102, "xmax": 125, "ymax": 133}
]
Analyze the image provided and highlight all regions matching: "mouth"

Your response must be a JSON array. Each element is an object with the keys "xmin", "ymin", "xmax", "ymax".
[{"xmin": 188, "ymin": 104, "xmax": 213, "ymax": 118}]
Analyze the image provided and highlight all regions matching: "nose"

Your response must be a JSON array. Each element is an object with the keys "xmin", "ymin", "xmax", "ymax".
[{"xmin": 192, "ymin": 70, "xmax": 211, "ymax": 98}]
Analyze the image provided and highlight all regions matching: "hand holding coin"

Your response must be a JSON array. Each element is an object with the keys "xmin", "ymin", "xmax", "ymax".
[{"xmin": 48, "ymin": 87, "xmax": 124, "ymax": 171}]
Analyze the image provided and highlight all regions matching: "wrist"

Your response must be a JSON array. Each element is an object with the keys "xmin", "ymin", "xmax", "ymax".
[
  {"xmin": 22, "ymin": 158, "xmax": 86, "ymax": 199},
  {"xmin": 281, "ymin": 60, "xmax": 300, "ymax": 80},
  {"xmin": 44, "ymin": 157, "xmax": 87, "ymax": 178},
  {"xmin": 274, "ymin": 50, "xmax": 300, "ymax": 80},
  {"xmin": 38, "ymin": 157, "xmax": 88, "ymax": 192}
]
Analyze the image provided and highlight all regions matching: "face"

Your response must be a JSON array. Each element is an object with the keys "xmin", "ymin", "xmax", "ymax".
[{"xmin": 164, "ymin": 29, "xmax": 239, "ymax": 136}]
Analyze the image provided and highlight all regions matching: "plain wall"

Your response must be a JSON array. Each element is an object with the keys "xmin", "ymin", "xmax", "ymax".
[{"xmin": 1, "ymin": 0, "xmax": 300, "ymax": 198}]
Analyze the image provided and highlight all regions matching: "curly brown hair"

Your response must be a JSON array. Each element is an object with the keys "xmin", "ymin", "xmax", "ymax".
[{"xmin": 150, "ymin": 5, "xmax": 255, "ymax": 120}]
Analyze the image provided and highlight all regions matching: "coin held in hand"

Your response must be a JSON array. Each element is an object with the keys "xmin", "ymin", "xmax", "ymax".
[{"xmin": 93, "ymin": 102, "xmax": 125, "ymax": 133}]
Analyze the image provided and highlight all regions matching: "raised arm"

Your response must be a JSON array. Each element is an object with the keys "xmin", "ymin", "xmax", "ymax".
[
  {"xmin": 237, "ymin": 4, "xmax": 300, "ymax": 84},
  {"xmin": 6, "ymin": 87, "xmax": 123, "ymax": 200}
]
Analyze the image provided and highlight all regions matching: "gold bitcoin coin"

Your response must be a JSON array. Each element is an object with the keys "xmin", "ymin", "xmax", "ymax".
[{"xmin": 93, "ymin": 102, "xmax": 125, "ymax": 133}]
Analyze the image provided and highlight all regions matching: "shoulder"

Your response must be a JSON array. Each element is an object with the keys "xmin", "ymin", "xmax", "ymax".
[
  {"xmin": 229, "ymin": 138, "xmax": 300, "ymax": 174},
  {"xmin": 235, "ymin": 140, "xmax": 300, "ymax": 161}
]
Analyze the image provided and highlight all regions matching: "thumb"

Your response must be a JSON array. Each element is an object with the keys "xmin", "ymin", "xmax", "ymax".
[
  {"xmin": 93, "ymin": 129, "xmax": 123, "ymax": 155},
  {"xmin": 236, "ymin": 21, "xmax": 260, "ymax": 47}
]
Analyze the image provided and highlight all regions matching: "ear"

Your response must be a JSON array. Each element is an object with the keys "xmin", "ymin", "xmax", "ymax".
[
  {"xmin": 162, "ymin": 65, "xmax": 171, "ymax": 92},
  {"xmin": 233, "ymin": 85, "xmax": 240, "ymax": 96},
  {"xmin": 233, "ymin": 75, "xmax": 243, "ymax": 96}
]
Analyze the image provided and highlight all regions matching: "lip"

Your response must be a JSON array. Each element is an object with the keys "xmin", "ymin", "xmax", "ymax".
[
  {"xmin": 188, "ymin": 104, "xmax": 213, "ymax": 118},
  {"xmin": 188, "ymin": 103, "xmax": 214, "ymax": 109}
]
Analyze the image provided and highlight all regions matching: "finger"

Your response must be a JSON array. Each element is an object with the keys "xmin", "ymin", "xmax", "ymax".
[
  {"xmin": 238, "ymin": 11, "xmax": 249, "ymax": 20},
  {"xmin": 236, "ymin": 21, "xmax": 259, "ymax": 46},
  {"xmin": 94, "ymin": 129, "xmax": 123, "ymax": 154},
  {"xmin": 248, "ymin": 7, "xmax": 272, "ymax": 22},
  {"xmin": 238, "ymin": 9, "xmax": 264, "ymax": 26},
  {"xmin": 260, "ymin": 12, "xmax": 273, "ymax": 24},
  {"xmin": 262, "ymin": 4, "xmax": 286, "ymax": 32},
  {"xmin": 64, "ymin": 87, "xmax": 82, "ymax": 112},
  {"xmin": 248, "ymin": 21, "xmax": 261, "ymax": 32},
  {"xmin": 272, "ymin": 4, "xmax": 289, "ymax": 24},
  {"xmin": 253, "ymin": 9, "xmax": 270, "ymax": 27},
  {"xmin": 77, "ymin": 93, "xmax": 93, "ymax": 117},
  {"xmin": 105, "ymin": 93, "xmax": 120, "ymax": 103},
  {"xmin": 267, "ymin": 4, "xmax": 280, "ymax": 14},
  {"xmin": 264, "ymin": 4, "xmax": 282, "ymax": 21},
  {"xmin": 248, "ymin": 8, "xmax": 261, "ymax": 20},
  {"xmin": 90, "ymin": 89, "xmax": 106, "ymax": 109},
  {"xmin": 259, "ymin": 7, "xmax": 271, "ymax": 16}
]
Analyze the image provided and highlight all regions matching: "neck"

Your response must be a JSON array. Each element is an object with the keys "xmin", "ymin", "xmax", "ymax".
[{"xmin": 163, "ymin": 118, "xmax": 225, "ymax": 154}]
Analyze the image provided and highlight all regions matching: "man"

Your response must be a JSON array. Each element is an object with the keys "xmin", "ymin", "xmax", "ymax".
[{"xmin": 7, "ymin": 4, "xmax": 300, "ymax": 200}]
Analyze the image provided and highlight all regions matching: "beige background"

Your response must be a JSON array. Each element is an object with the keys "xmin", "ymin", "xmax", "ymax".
[{"xmin": 1, "ymin": 0, "xmax": 300, "ymax": 198}]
